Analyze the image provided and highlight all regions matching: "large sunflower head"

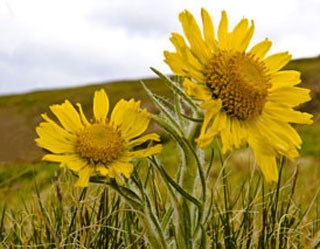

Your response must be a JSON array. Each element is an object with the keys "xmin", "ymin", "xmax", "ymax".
[
  {"xmin": 36, "ymin": 89, "xmax": 162, "ymax": 187},
  {"xmin": 164, "ymin": 8, "xmax": 313, "ymax": 182}
]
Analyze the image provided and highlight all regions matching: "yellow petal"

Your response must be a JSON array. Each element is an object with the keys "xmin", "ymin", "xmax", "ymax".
[
  {"xmin": 76, "ymin": 103, "xmax": 90, "ymax": 126},
  {"xmin": 35, "ymin": 137, "xmax": 74, "ymax": 154},
  {"xmin": 107, "ymin": 167, "xmax": 117, "ymax": 178},
  {"xmin": 231, "ymin": 19, "xmax": 255, "ymax": 52},
  {"xmin": 35, "ymin": 123, "xmax": 76, "ymax": 154},
  {"xmin": 170, "ymin": 32, "xmax": 188, "ymax": 53},
  {"xmin": 248, "ymin": 136, "xmax": 278, "ymax": 182},
  {"xmin": 109, "ymin": 161, "xmax": 134, "ymax": 178},
  {"xmin": 93, "ymin": 89, "xmax": 109, "ymax": 123},
  {"xmin": 96, "ymin": 163, "xmax": 109, "ymax": 176},
  {"xmin": 197, "ymin": 110, "xmax": 226, "ymax": 148},
  {"xmin": 164, "ymin": 51, "xmax": 206, "ymax": 81},
  {"xmin": 42, "ymin": 154, "xmax": 87, "ymax": 172},
  {"xmin": 220, "ymin": 117, "xmax": 233, "ymax": 153},
  {"xmin": 198, "ymin": 99, "xmax": 222, "ymax": 138},
  {"xmin": 39, "ymin": 140, "xmax": 72, "ymax": 154},
  {"xmin": 50, "ymin": 100, "xmax": 83, "ymax": 133},
  {"xmin": 179, "ymin": 10, "xmax": 210, "ymax": 64},
  {"xmin": 114, "ymin": 174, "xmax": 126, "ymax": 185},
  {"xmin": 66, "ymin": 160, "xmax": 88, "ymax": 172},
  {"xmin": 201, "ymin": 8, "xmax": 218, "ymax": 52},
  {"xmin": 264, "ymin": 102, "xmax": 313, "ymax": 125},
  {"xmin": 256, "ymin": 155, "xmax": 278, "ymax": 182},
  {"xmin": 75, "ymin": 166, "xmax": 93, "ymax": 187},
  {"xmin": 212, "ymin": 110, "xmax": 227, "ymax": 132},
  {"xmin": 127, "ymin": 133, "xmax": 161, "ymax": 147},
  {"xmin": 111, "ymin": 99, "xmax": 151, "ymax": 140},
  {"xmin": 218, "ymin": 10, "xmax": 229, "ymax": 50},
  {"xmin": 264, "ymin": 52, "xmax": 292, "ymax": 73},
  {"xmin": 169, "ymin": 35, "xmax": 206, "ymax": 76},
  {"xmin": 36, "ymin": 122, "xmax": 71, "ymax": 143},
  {"xmin": 185, "ymin": 49, "xmax": 205, "ymax": 72},
  {"xmin": 249, "ymin": 38, "xmax": 272, "ymax": 59},
  {"xmin": 268, "ymin": 121, "xmax": 302, "ymax": 153},
  {"xmin": 268, "ymin": 87, "xmax": 311, "ymax": 107},
  {"xmin": 230, "ymin": 118, "xmax": 247, "ymax": 148},
  {"xmin": 183, "ymin": 79, "xmax": 211, "ymax": 100},
  {"xmin": 110, "ymin": 99, "xmax": 126, "ymax": 128},
  {"xmin": 184, "ymin": 68, "xmax": 206, "ymax": 83},
  {"xmin": 248, "ymin": 117, "xmax": 300, "ymax": 159},
  {"xmin": 241, "ymin": 21, "xmax": 254, "ymax": 51},
  {"xmin": 123, "ymin": 106, "xmax": 150, "ymax": 139},
  {"xmin": 65, "ymin": 158, "xmax": 88, "ymax": 172},
  {"xmin": 42, "ymin": 154, "xmax": 74, "ymax": 163},
  {"xmin": 127, "ymin": 144, "xmax": 162, "ymax": 159},
  {"xmin": 262, "ymin": 114, "xmax": 303, "ymax": 152},
  {"xmin": 199, "ymin": 98, "xmax": 222, "ymax": 110},
  {"xmin": 269, "ymin": 70, "xmax": 301, "ymax": 90},
  {"xmin": 164, "ymin": 51, "xmax": 187, "ymax": 75},
  {"xmin": 40, "ymin": 113, "xmax": 76, "ymax": 140}
]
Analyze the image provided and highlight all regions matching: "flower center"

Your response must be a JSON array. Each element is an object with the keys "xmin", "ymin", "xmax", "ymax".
[
  {"xmin": 206, "ymin": 51, "xmax": 271, "ymax": 120},
  {"xmin": 75, "ymin": 124, "xmax": 124, "ymax": 164}
]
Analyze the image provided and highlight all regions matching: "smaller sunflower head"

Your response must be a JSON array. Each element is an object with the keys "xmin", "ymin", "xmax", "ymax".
[{"xmin": 35, "ymin": 89, "xmax": 162, "ymax": 187}]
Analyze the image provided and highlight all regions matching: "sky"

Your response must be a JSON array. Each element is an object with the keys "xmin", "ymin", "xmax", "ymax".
[{"xmin": 0, "ymin": 0, "xmax": 319, "ymax": 95}]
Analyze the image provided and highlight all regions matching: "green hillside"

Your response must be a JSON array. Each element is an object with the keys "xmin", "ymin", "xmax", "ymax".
[{"xmin": 0, "ymin": 57, "xmax": 319, "ymax": 164}]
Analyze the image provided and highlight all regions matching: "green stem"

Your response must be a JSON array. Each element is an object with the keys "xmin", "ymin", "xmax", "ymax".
[
  {"xmin": 176, "ymin": 121, "xmax": 202, "ymax": 249},
  {"xmin": 108, "ymin": 177, "xmax": 168, "ymax": 248},
  {"xmin": 179, "ymin": 120, "xmax": 201, "ymax": 194},
  {"xmin": 143, "ymin": 198, "xmax": 168, "ymax": 249}
]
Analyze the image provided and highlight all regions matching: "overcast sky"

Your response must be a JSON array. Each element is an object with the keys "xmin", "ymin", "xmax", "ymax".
[{"xmin": 0, "ymin": 0, "xmax": 319, "ymax": 95}]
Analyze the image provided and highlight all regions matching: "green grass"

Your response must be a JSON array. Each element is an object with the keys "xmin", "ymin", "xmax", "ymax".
[
  {"xmin": 1, "ymin": 149, "xmax": 320, "ymax": 248},
  {"xmin": 0, "ymin": 162, "xmax": 59, "ymax": 210},
  {"xmin": 299, "ymin": 125, "xmax": 320, "ymax": 156}
]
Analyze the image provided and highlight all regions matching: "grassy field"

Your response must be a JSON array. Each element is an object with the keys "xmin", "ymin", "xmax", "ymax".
[{"xmin": 0, "ymin": 57, "xmax": 320, "ymax": 247}]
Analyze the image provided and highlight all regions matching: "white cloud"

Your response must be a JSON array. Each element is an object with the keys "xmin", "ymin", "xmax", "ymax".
[{"xmin": 0, "ymin": 0, "xmax": 319, "ymax": 95}]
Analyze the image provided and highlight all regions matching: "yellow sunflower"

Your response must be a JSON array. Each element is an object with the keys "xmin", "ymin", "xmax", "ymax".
[
  {"xmin": 164, "ymin": 8, "xmax": 313, "ymax": 181},
  {"xmin": 35, "ymin": 89, "xmax": 162, "ymax": 187}
]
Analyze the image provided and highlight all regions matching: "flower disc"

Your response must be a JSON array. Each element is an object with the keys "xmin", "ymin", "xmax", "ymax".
[
  {"xmin": 206, "ymin": 51, "xmax": 271, "ymax": 120},
  {"xmin": 75, "ymin": 124, "xmax": 124, "ymax": 164}
]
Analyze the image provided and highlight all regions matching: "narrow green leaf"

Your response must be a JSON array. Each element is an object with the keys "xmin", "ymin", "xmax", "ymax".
[
  {"xmin": 150, "ymin": 67, "xmax": 198, "ymax": 111},
  {"xmin": 161, "ymin": 206, "xmax": 174, "ymax": 231},
  {"xmin": 149, "ymin": 156, "xmax": 202, "ymax": 208},
  {"xmin": 0, "ymin": 204, "xmax": 6, "ymax": 241},
  {"xmin": 181, "ymin": 113, "xmax": 204, "ymax": 122},
  {"xmin": 141, "ymin": 81, "xmax": 184, "ymax": 136}
]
